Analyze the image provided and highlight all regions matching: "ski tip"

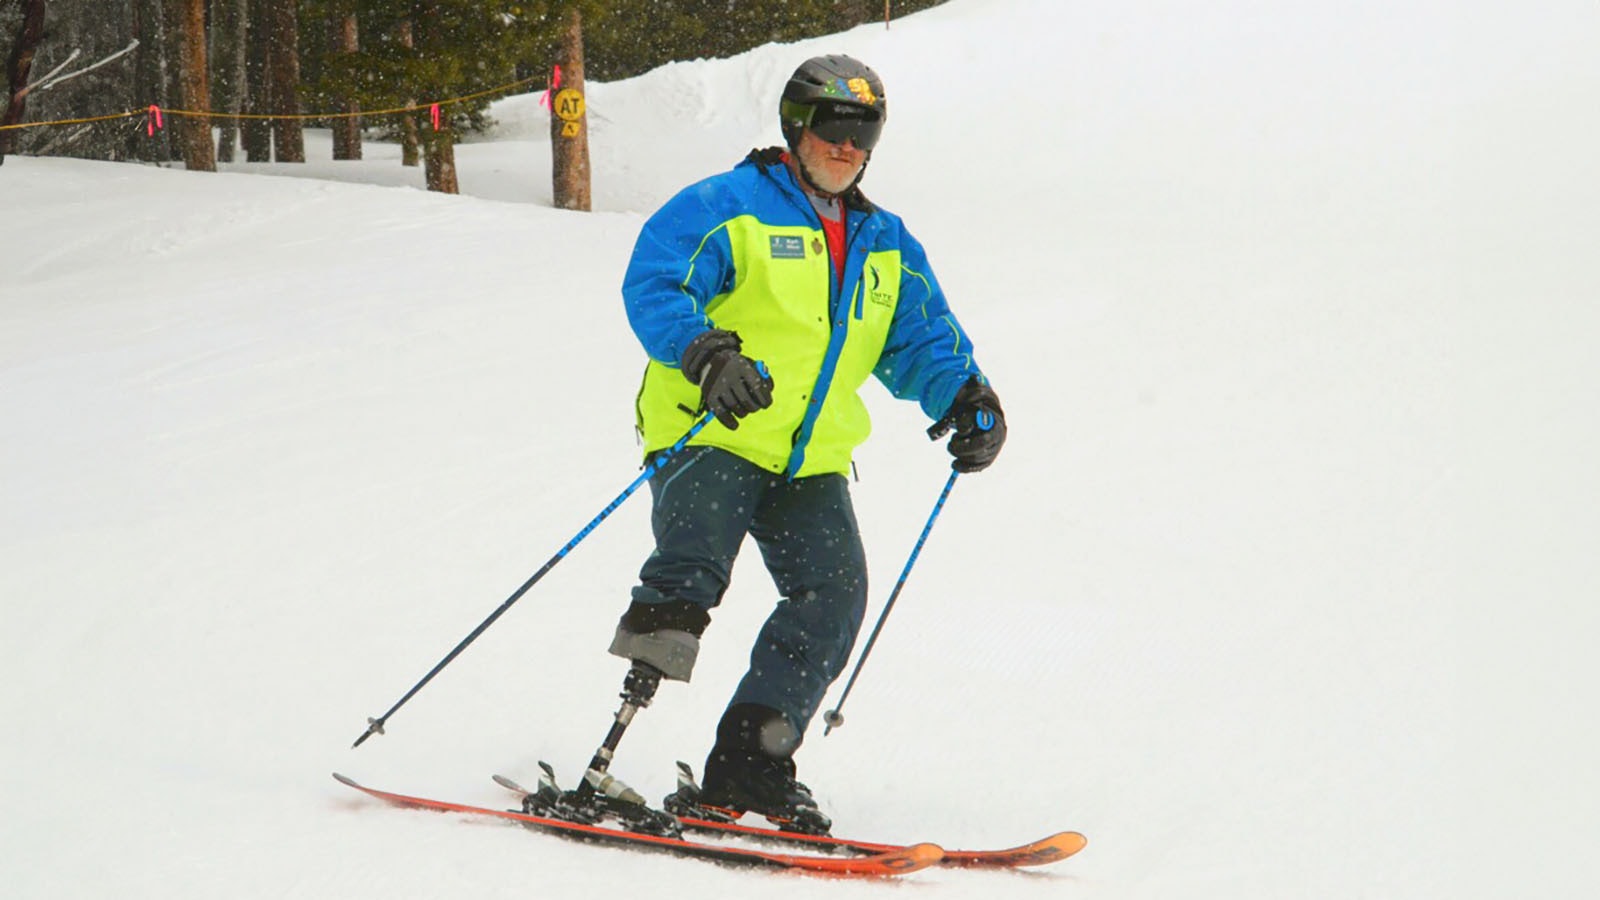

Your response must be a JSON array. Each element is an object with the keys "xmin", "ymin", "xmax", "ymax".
[
  {"xmin": 944, "ymin": 830, "xmax": 1088, "ymax": 868},
  {"xmin": 332, "ymin": 772, "xmax": 361, "ymax": 789},
  {"xmin": 1036, "ymin": 830, "xmax": 1089, "ymax": 860}
]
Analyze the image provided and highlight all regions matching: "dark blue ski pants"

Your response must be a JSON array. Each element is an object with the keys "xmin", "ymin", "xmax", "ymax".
[{"xmin": 631, "ymin": 446, "xmax": 868, "ymax": 737}]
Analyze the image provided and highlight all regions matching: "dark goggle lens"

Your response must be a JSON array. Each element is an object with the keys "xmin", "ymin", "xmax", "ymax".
[{"xmin": 807, "ymin": 104, "xmax": 884, "ymax": 151}]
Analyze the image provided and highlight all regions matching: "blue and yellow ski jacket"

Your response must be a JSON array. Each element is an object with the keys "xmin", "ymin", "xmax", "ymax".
[{"xmin": 624, "ymin": 149, "xmax": 985, "ymax": 479}]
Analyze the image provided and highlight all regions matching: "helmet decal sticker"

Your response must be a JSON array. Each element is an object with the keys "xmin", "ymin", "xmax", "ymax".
[{"xmin": 846, "ymin": 77, "xmax": 878, "ymax": 106}]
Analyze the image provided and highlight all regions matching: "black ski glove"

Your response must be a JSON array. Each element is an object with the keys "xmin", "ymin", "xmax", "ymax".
[
  {"xmin": 942, "ymin": 377, "xmax": 1006, "ymax": 473},
  {"xmin": 681, "ymin": 329, "xmax": 774, "ymax": 430}
]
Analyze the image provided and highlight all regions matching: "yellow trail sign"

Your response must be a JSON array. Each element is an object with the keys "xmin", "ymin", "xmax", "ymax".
[{"xmin": 553, "ymin": 88, "xmax": 585, "ymax": 122}]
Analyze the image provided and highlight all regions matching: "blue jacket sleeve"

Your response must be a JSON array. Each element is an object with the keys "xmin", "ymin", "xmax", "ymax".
[
  {"xmin": 873, "ymin": 224, "xmax": 984, "ymax": 421},
  {"xmin": 621, "ymin": 179, "xmax": 739, "ymax": 368}
]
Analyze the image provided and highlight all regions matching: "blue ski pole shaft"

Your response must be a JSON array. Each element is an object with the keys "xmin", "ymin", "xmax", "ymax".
[
  {"xmin": 353, "ymin": 411, "xmax": 715, "ymax": 748},
  {"xmin": 823, "ymin": 469, "xmax": 961, "ymax": 736}
]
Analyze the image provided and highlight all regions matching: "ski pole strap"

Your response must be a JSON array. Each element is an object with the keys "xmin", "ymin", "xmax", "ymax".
[
  {"xmin": 926, "ymin": 414, "xmax": 957, "ymax": 441},
  {"xmin": 926, "ymin": 403, "xmax": 994, "ymax": 440}
]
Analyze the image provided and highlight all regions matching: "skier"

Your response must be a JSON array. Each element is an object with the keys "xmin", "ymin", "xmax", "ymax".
[{"xmin": 609, "ymin": 55, "xmax": 1006, "ymax": 834}]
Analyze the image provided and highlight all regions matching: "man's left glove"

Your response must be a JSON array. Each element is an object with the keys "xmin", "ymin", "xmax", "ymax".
[
  {"xmin": 943, "ymin": 377, "xmax": 1006, "ymax": 473},
  {"xmin": 682, "ymin": 329, "xmax": 774, "ymax": 430}
]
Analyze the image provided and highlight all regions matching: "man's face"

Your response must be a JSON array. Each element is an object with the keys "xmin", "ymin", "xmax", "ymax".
[{"xmin": 795, "ymin": 127, "xmax": 868, "ymax": 196}]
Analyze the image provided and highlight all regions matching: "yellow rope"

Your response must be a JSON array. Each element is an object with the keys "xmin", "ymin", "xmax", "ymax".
[
  {"xmin": 0, "ymin": 110, "xmax": 141, "ymax": 131},
  {"xmin": 0, "ymin": 73, "xmax": 547, "ymax": 133}
]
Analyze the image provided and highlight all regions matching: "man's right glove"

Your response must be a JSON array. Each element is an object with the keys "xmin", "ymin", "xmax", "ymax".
[
  {"xmin": 681, "ymin": 329, "xmax": 774, "ymax": 430},
  {"xmin": 943, "ymin": 377, "xmax": 1006, "ymax": 472}
]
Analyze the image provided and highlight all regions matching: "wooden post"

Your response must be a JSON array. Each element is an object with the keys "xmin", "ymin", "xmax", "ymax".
[{"xmin": 550, "ymin": 7, "xmax": 591, "ymax": 211}]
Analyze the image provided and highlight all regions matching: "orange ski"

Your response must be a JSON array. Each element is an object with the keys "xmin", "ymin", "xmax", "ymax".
[
  {"xmin": 493, "ymin": 771, "xmax": 1086, "ymax": 869},
  {"xmin": 333, "ymin": 773, "xmax": 942, "ymax": 877}
]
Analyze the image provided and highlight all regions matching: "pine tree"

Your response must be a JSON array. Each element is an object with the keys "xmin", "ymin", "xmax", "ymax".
[
  {"xmin": 580, "ymin": 0, "xmax": 951, "ymax": 82},
  {"xmin": 311, "ymin": 1, "xmax": 553, "ymax": 192}
]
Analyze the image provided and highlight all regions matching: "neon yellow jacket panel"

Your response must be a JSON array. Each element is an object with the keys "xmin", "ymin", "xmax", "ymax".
[{"xmin": 624, "ymin": 150, "xmax": 984, "ymax": 478}]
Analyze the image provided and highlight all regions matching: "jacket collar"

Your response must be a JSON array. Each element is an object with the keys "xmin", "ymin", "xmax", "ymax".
[{"xmin": 742, "ymin": 147, "xmax": 876, "ymax": 214}]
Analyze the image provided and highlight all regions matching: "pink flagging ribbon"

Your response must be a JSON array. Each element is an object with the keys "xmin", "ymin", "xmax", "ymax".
[
  {"xmin": 146, "ymin": 105, "xmax": 163, "ymax": 135},
  {"xmin": 430, "ymin": 103, "xmax": 441, "ymax": 131},
  {"xmin": 539, "ymin": 65, "xmax": 563, "ymax": 108}
]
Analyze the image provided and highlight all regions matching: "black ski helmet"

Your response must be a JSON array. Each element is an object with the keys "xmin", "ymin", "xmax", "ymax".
[{"xmin": 779, "ymin": 55, "xmax": 888, "ymax": 151}]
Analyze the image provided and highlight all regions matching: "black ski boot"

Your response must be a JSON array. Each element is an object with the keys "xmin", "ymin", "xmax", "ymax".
[{"xmin": 679, "ymin": 703, "xmax": 832, "ymax": 835}]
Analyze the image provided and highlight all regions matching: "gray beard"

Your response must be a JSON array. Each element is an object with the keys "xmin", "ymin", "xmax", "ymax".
[{"xmin": 797, "ymin": 154, "xmax": 862, "ymax": 198}]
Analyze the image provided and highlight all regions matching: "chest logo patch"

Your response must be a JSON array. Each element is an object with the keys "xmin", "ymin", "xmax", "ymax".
[
  {"xmin": 868, "ymin": 264, "xmax": 895, "ymax": 307},
  {"xmin": 769, "ymin": 235, "xmax": 806, "ymax": 259}
]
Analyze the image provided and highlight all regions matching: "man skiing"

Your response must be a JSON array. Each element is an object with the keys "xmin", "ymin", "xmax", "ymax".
[{"xmin": 610, "ymin": 54, "xmax": 1006, "ymax": 835}]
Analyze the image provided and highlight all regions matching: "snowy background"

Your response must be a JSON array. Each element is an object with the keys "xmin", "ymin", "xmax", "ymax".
[{"xmin": 4, "ymin": 0, "xmax": 1598, "ymax": 897}]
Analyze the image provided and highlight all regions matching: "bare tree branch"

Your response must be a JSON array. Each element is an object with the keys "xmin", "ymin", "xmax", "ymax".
[
  {"xmin": 23, "ymin": 48, "xmax": 82, "ymax": 94},
  {"xmin": 26, "ymin": 40, "xmax": 139, "ymax": 96}
]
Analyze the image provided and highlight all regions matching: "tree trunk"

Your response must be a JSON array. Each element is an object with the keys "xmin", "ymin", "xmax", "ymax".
[
  {"xmin": 396, "ymin": 18, "xmax": 417, "ymax": 167},
  {"xmin": 131, "ymin": 0, "xmax": 174, "ymax": 161},
  {"xmin": 411, "ymin": 3, "xmax": 453, "ymax": 192},
  {"xmin": 329, "ymin": 8, "xmax": 360, "ymax": 160},
  {"xmin": 423, "ymin": 121, "xmax": 457, "ymax": 193},
  {"xmin": 210, "ymin": 0, "xmax": 247, "ymax": 162},
  {"xmin": 264, "ymin": 0, "xmax": 302, "ymax": 162},
  {"xmin": 241, "ymin": 0, "xmax": 271, "ymax": 161},
  {"xmin": 1, "ymin": 0, "xmax": 48, "ymax": 159},
  {"xmin": 550, "ymin": 6, "xmax": 590, "ymax": 211},
  {"xmin": 173, "ymin": 0, "xmax": 213, "ymax": 171}
]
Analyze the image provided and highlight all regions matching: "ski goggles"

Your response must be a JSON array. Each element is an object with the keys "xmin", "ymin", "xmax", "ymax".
[{"xmin": 793, "ymin": 101, "xmax": 885, "ymax": 151}]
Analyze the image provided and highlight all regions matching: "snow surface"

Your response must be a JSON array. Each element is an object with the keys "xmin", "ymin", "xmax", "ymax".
[{"xmin": 4, "ymin": 1, "xmax": 1598, "ymax": 897}]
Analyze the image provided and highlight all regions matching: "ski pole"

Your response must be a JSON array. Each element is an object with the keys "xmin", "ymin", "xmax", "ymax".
[
  {"xmin": 353, "ymin": 411, "xmax": 716, "ymax": 748},
  {"xmin": 823, "ymin": 466, "xmax": 961, "ymax": 736}
]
